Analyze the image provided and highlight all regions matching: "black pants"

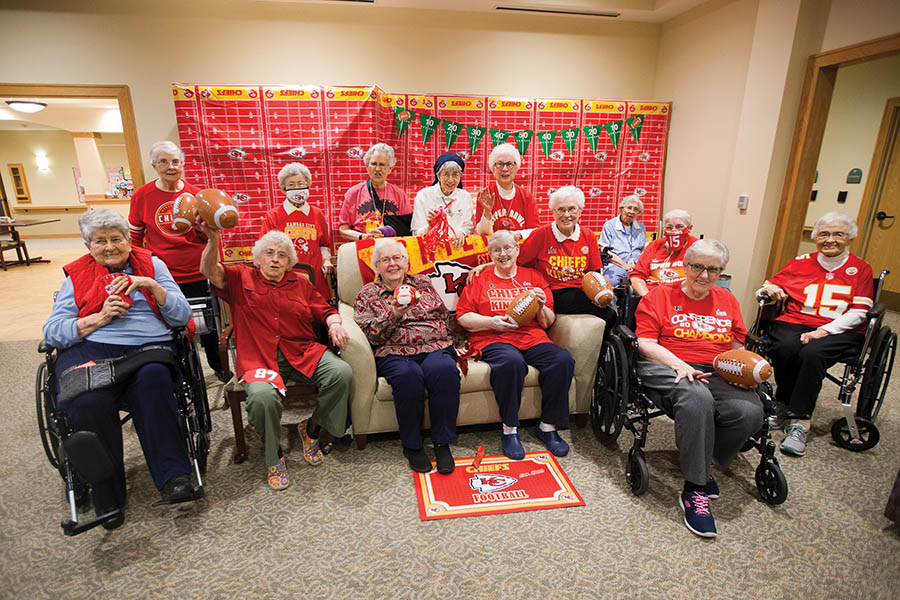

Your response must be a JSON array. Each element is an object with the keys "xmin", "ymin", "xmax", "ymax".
[
  {"xmin": 177, "ymin": 279, "xmax": 222, "ymax": 373},
  {"xmin": 551, "ymin": 287, "xmax": 617, "ymax": 337},
  {"xmin": 767, "ymin": 320, "xmax": 863, "ymax": 417}
]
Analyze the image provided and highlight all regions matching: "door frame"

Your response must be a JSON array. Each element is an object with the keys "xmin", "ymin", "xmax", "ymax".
[
  {"xmin": 766, "ymin": 32, "xmax": 900, "ymax": 277},
  {"xmin": 0, "ymin": 83, "xmax": 144, "ymax": 189}
]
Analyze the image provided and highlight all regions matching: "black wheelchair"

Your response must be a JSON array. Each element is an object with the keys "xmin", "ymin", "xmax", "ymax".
[
  {"xmin": 36, "ymin": 305, "xmax": 212, "ymax": 536},
  {"xmin": 748, "ymin": 269, "xmax": 896, "ymax": 452},
  {"xmin": 590, "ymin": 287, "xmax": 788, "ymax": 505}
]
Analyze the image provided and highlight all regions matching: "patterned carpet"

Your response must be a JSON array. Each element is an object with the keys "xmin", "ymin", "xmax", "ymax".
[{"xmin": 2, "ymin": 327, "xmax": 898, "ymax": 599}]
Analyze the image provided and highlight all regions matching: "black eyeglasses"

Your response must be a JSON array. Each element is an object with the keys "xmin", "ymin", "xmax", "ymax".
[{"xmin": 686, "ymin": 262, "xmax": 724, "ymax": 276}]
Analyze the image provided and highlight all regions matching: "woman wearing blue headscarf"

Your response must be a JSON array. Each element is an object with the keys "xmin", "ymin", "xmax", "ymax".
[{"xmin": 410, "ymin": 153, "xmax": 474, "ymax": 248}]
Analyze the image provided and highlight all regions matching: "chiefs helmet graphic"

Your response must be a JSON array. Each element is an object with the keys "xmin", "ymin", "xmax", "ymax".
[{"xmin": 469, "ymin": 473, "xmax": 517, "ymax": 493}]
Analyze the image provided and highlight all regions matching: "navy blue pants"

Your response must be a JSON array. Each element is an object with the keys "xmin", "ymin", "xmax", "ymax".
[
  {"xmin": 480, "ymin": 342, "xmax": 574, "ymax": 428},
  {"xmin": 375, "ymin": 345, "xmax": 460, "ymax": 450},
  {"xmin": 55, "ymin": 340, "xmax": 191, "ymax": 512},
  {"xmin": 177, "ymin": 279, "xmax": 222, "ymax": 373}
]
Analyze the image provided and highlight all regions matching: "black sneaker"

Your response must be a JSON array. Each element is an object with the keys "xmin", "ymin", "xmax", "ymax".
[
  {"xmin": 403, "ymin": 447, "xmax": 432, "ymax": 473},
  {"xmin": 680, "ymin": 491, "xmax": 717, "ymax": 538},
  {"xmin": 166, "ymin": 473, "xmax": 193, "ymax": 502},
  {"xmin": 434, "ymin": 444, "xmax": 455, "ymax": 474}
]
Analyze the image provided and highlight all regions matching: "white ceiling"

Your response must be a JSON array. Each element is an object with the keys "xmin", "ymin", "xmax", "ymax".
[{"xmin": 257, "ymin": 0, "xmax": 708, "ymax": 23}]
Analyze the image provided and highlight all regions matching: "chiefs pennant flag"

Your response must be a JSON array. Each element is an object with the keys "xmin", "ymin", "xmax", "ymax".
[{"xmin": 414, "ymin": 451, "xmax": 584, "ymax": 520}]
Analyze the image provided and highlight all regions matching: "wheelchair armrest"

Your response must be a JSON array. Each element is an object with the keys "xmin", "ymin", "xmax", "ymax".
[
  {"xmin": 867, "ymin": 302, "xmax": 886, "ymax": 320},
  {"xmin": 616, "ymin": 324, "xmax": 638, "ymax": 342},
  {"xmin": 38, "ymin": 340, "xmax": 54, "ymax": 354}
]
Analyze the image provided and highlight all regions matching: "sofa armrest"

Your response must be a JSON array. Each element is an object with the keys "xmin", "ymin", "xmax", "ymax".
[
  {"xmin": 338, "ymin": 302, "xmax": 379, "ymax": 433},
  {"xmin": 548, "ymin": 314, "xmax": 605, "ymax": 414}
]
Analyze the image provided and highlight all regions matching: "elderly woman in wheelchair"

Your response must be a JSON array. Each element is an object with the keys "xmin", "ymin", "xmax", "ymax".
[
  {"xmin": 757, "ymin": 212, "xmax": 880, "ymax": 456},
  {"xmin": 41, "ymin": 209, "xmax": 198, "ymax": 531},
  {"xmin": 634, "ymin": 239, "xmax": 770, "ymax": 538}
]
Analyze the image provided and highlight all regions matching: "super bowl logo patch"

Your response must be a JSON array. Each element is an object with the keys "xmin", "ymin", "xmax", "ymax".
[
  {"xmin": 469, "ymin": 473, "xmax": 517, "ymax": 493},
  {"xmin": 547, "ymin": 246, "xmax": 557, "ymax": 254},
  {"xmin": 825, "ymin": 272, "xmax": 834, "ymax": 280},
  {"xmin": 716, "ymin": 310, "xmax": 726, "ymax": 316},
  {"xmin": 581, "ymin": 246, "xmax": 589, "ymax": 255},
  {"xmin": 674, "ymin": 305, "xmax": 682, "ymax": 311},
  {"xmin": 846, "ymin": 266, "xmax": 858, "ymax": 275}
]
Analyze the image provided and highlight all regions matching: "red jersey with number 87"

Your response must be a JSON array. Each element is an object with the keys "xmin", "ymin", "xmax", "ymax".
[{"xmin": 766, "ymin": 252, "xmax": 873, "ymax": 331}]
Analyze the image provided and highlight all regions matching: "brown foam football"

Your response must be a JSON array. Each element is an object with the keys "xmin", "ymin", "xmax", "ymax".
[
  {"xmin": 195, "ymin": 188, "xmax": 239, "ymax": 229},
  {"xmin": 583, "ymin": 271, "xmax": 614, "ymax": 308},
  {"xmin": 713, "ymin": 348, "xmax": 773, "ymax": 387},
  {"xmin": 506, "ymin": 290, "xmax": 541, "ymax": 326},
  {"xmin": 171, "ymin": 192, "xmax": 198, "ymax": 232}
]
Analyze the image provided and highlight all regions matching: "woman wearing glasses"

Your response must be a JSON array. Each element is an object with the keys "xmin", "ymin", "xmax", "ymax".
[
  {"xmin": 635, "ymin": 239, "xmax": 763, "ymax": 538},
  {"xmin": 630, "ymin": 209, "xmax": 699, "ymax": 296},
  {"xmin": 339, "ymin": 143, "xmax": 411, "ymax": 241},
  {"xmin": 411, "ymin": 153, "xmax": 474, "ymax": 248},
  {"xmin": 517, "ymin": 185, "xmax": 616, "ymax": 333},
  {"xmin": 475, "ymin": 143, "xmax": 540, "ymax": 238},
  {"xmin": 260, "ymin": 162, "xmax": 333, "ymax": 299},
  {"xmin": 354, "ymin": 238, "xmax": 460, "ymax": 474},
  {"xmin": 758, "ymin": 212, "xmax": 873, "ymax": 457},
  {"xmin": 457, "ymin": 230, "xmax": 575, "ymax": 461}
]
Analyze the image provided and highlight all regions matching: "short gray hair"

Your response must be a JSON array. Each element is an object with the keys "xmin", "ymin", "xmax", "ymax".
[
  {"xmin": 663, "ymin": 209, "xmax": 692, "ymax": 227},
  {"xmin": 488, "ymin": 229, "xmax": 517, "ymax": 248},
  {"xmin": 371, "ymin": 238, "xmax": 408, "ymax": 267},
  {"xmin": 812, "ymin": 211, "xmax": 858, "ymax": 240},
  {"xmin": 149, "ymin": 141, "xmax": 184, "ymax": 164},
  {"xmin": 364, "ymin": 143, "xmax": 397, "ymax": 167},
  {"xmin": 619, "ymin": 195, "xmax": 644, "ymax": 212},
  {"xmin": 685, "ymin": 239, "xmax": 729, "ymax": 268},
  {"xmin": 79, "ymin": 209, "xmax": 130, "ymax": 245},
  {"xmin": 548, "ymin": 185, "xmax": 585, "ymax": 210},
  {"xmin": 437, "ymin": 160, "xmax": 462, "ymax": 176},
  {"xmin": 488, "ymin": 143, "xmax": 521, "ymax": 170},
  {"xmin": 277, "ymin": 162, "xmax": 312, "ymax": 191},
  {"xmin": 252, "ymin": 231, "xmax": 297, "ymax": 267}
]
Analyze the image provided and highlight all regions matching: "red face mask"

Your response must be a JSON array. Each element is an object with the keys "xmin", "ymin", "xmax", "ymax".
[{"xmin": 664, "ymin": 227, "xmax": 691, "ymax": 251}]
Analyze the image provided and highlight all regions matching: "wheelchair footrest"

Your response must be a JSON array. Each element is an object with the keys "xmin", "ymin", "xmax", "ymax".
[
  {"xmin": 151, "ymin": 486, "xmax": 203, "ymax": 507},
  {"xmin": 61, "ymin": 508, "xmax": 122, "ymax": 536}
]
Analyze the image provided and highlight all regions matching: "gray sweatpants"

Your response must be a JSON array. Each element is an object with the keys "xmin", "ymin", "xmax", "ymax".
[{"xmin": 636, "ymin": 360, "xmax": 764, "ymax": 486}]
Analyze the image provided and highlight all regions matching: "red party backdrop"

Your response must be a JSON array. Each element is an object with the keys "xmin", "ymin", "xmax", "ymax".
[{"xmin": 172, "ymin": 84, "xmax": 670, "ymax": 263}]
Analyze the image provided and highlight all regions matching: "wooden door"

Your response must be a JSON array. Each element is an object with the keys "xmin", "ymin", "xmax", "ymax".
[{"xmin": 861, "ymin": 99, "xmax": 900, "ymax": 311}]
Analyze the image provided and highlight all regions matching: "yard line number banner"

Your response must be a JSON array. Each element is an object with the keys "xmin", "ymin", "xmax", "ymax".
[{"xmin": 172, "ymin": 84, "xmax": 670, "ymax": 263}]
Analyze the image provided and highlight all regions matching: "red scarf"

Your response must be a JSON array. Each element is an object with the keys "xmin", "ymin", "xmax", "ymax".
[{"xmin": 64, "ymin": 247, "xmax": 169, "ymax": 326}]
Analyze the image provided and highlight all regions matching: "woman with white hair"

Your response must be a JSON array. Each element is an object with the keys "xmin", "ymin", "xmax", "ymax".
[
  {"xmin": 354, "ymin": 238, "xmax": 460, "ymax": 474},
  {"xmin": 339, "ymin": 143, "xmax": 412, "ymax": 241},
  {"xmin": 599, "ymin": 195, "xmax": 647, "ymax": 286},
  {"xmin": 127, "ymin": 140, "xmax": 223, "ymax": 378},
  {"xmin": 636, "ymin": 239, "xmax": 763, "ymax": 538},
  {"xmin": 517, "ymin": 185, "xmax": 616, "ymax": 332},
  {"xmin": 630, "ymin": 208, "xmax": 699, "ymax": 296},
  {"xmin": 200, "ymin": 225, "xmax": 351, "ymax": 490},
  {"xmin": 759, "ymin": 211, "xmax": 873, "ymax": 458},
  {"xmin": 260, "ymin": 162, "xmax": 333, "ymax": 299},
  {"xmin": 43, "ymin": 209, "xmax": 194, "ymax": 528},
  {"xmin": 410, "ymin": 153, "xmax": 474, "ymax": 248},
  {"xmin": 475, "ymin": 143, "xmax": 539, "ymax": 238}
]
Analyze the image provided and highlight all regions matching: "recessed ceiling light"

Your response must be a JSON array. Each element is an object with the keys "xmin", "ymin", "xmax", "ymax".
[{"xmin": 6, "ymin": 100, "xmax": 48, "ymax": 114}]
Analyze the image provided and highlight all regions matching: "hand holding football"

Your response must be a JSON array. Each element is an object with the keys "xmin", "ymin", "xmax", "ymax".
[
  {"xmin": 506, "ymin": 290, "xmax": 541, "ymax": 326},
  {"xmin": 713, "ymin": 349, "xmax": 773, "ymax": 387},
  {"xmin": 582, "ymin": 272, "xmax": 614, "ymax": 308}
]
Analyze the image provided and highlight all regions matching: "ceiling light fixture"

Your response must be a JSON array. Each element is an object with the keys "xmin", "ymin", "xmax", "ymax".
[{"xmin": 5, "ymin": 100, "xmax": 48, "ymax": 114}]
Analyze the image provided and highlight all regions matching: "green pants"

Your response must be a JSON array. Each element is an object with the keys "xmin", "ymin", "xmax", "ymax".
[{"xmin": 245, "ymin": 350, "xmax": 351, "ymax": 467}]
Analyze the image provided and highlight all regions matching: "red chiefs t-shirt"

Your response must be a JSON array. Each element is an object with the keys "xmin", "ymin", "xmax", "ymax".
[
  {"xmin": 767, "ymin": 252, "xmax": 873, "ymax": 331},
  {"xmin": 519, "ymin": 224, "xmax": 603, "ymax": 290},
  {"xmin": 636, "ymin": 282, "xmax": 746, "ymax": 365},
  {"xmin": 128, "ymin": 180, "xmax": 204, "ymax": 283},
  {"xmin": 457, "ymin": 266, "xmax": 553, "ymax": 352},
  {"xmin": 260, "ymin": 201, "xmax": 332, "ymax": 298},
  {"xmin": 630, "ymin": 235, "xmax": 698, "ymax": 288},
  {"xmin": 212, "ymin": 264, "xmax": 337, "ymax": 379},
  {"xmin": 474, "ymin": 183, "xmax": 540, "ymax": 231}
]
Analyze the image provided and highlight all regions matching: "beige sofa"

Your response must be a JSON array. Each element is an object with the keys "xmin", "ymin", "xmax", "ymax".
[{"xmin": 336, "ymin": 241, "xmax": 605, "ymax": 448}]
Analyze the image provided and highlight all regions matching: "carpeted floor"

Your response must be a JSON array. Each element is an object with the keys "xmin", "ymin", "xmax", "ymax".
[{"xmin": 2, "ymin": 323, "xmax": 899, "ymax": 599}]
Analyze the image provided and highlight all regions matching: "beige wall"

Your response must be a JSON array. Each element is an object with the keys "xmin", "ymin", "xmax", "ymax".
[
  {"xmin": 821, "ymin": 0, "xmax": 900, "ymax": 51},
  {"xmin": 808, "ymin": 54, "xmax": 900, "ymax": 227},
  {"xmin": 0, "ymin": 129, "xmax": 80, "ymax": 205}
]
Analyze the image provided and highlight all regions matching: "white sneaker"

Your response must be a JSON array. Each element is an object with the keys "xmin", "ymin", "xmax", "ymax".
[{"xmin": 780, "ymin": 424, "xmax": 807, "ymax": 456}]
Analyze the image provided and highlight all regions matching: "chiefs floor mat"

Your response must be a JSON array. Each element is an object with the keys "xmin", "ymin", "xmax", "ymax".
[{"xmin": 413, "ymin": 451, "xmax": 584, "ymax": 521}]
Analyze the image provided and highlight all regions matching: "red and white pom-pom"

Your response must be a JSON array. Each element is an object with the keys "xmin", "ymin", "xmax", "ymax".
[{"xmin": 422, "ymin": 207, "xmax": 451, "ymax": 260}]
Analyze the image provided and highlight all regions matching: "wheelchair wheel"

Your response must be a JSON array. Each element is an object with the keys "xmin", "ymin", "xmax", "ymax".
[
  {"xmin": 755, "ymin": 459, "xmax": 787, "ymax": 505},
  {"xmin": 590, "ymin": 335, "xmax": 629, "ymax": 446},
  {"xmin": 830, "ymin": 416, "xmax": 880, "ymax": 451},
  {"xmin": 858, "ymin": 327, "xmax": 896, "ymax": 421},
  {"xmin": 627, "ymin": 448, "xmax": 649, "ymax": 496},
  {"xmin": 35, "ymin": 362, "xmax": 62, "ymax": 471}
]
